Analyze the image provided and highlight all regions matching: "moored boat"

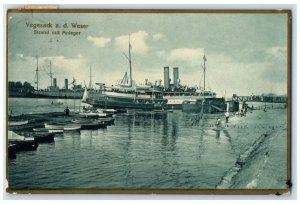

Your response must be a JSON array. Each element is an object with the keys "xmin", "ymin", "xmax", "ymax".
[
  {"xmin": 33, "ymin": 128, "xmax": 64, "ymax": 134},
  {"xmin": 45, "ymin": 121, "xmax": 81, "ymax": 131},
  {"xmin": 71, "ymin": 118, "xmax": 107, "ymax": 129},
  {"xmin": 44, "ymin": 122, "xmax": 65, "ymax": 130},
  {"xmin": 8, "ymin": 120, "xmax": 29, "ymax": 126},
  {"xmin": 15, "ymin": 131, "xmax": 55, "ymax": 143},
  {"xmin": 102, "ymin": 109, "xmax": 117, "ymax": 114},
  {"xmin": 33, "ymin": 128, "xmax": 49, "ymax": 132},
  {"xmin": 98, "ymin": 117, "xmax": 115, "ymax": 126},
  {"xmin": 83, "ymin": 36, "xmax": 167, "ymax": 110},
  {"xmin": 63, "ymin": 124, "xmax": 81, "ymax": 131},
  {"xmin": 182, "ymin": 99, "xmax": 203, "ymax": 113},
  {"xmin": 31, "ymin": 57, "xmax": 84, "ymax": 99},
  {"xmin": 51, "ymin": 101, "xmax": 64, "ymax": 106},
  {"xmin": 8, "ymin": 140, "xmax": 38, "ymax": 151},
  {"xmin": 8, "ymin": 144, "xmax": 17, "ymax": 159},
  {"xmin": 182, "ymin": 98, "xmax": 226, "ymax": 113},
  {"xmin": 8, "ymin": 131, "xmax": 38, "ymax": 152},
  {"xmin": 33, "ymin": 132, "xmax": 55, "ymax": 143},
  {"xmin": 78, "ymin": 112, "xmax": 100, "ymax": 118},
  {"xmin": 180, "ymin": 52, "xmax": 226, "ymax": 113},
  {"xmin": 49, "ymin": 129, "xmax": 64, "ymax": 133}
]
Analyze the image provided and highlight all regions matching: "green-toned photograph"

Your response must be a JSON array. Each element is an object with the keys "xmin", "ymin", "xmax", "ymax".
[{"xmin": 6, "ymin": 9, "xmax": 291, "ymax": 194}]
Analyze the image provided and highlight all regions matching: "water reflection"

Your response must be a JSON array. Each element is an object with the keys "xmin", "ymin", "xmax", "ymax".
[
  {"xmin": 161, "ymin": 120, "xmax": 168, "ymax": 150},
  {"xmin": 170, "ymin": 120, "xmax": 178, "ymax": 151},
  {"xmin": 215, "ymin": 130, "xmax": 221, "ymax": 143},
  {"xmin": 197, "ymin": 116, "xmax": 206, "ymax": 159},
  {"xmin": 8, "ymin": 105, "xmax": 237, "ymax": 189},
  {"xmin": 222, "ymin": 129, "xmax": 237, "ymax": 155},
  {"xmin": 124, "ymin": 115, "xmax": 133, "ymax": 185}
]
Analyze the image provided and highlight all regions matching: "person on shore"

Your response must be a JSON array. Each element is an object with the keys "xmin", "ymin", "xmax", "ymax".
[
  {"xmin": 240, "ymin": 109, "xmax": 244, "ymax": 116},
  {"xmin": 64, "ymin": 107, "xmax": 70, "ymax": 116},
  {"xmin": 225, "ymin": 112, "xmax": 229, "ymax": 123},
  {"xmin": 216, "ymin": 117, "xmax": 221, "ymax": 128}
]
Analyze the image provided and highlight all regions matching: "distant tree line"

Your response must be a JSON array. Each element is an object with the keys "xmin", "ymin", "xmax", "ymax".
[{"xmin": 8, "ymin": 81, "xmax": 35, "ymax": 93}]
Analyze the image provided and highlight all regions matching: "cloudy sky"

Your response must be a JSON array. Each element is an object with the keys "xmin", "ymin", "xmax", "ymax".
[{"xmin": 8, "ymin": 11, "xmax": 288, "ymax": 96}]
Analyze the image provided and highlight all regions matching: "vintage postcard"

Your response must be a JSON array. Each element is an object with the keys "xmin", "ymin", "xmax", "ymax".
[{"xmin": 6, "ymin": 8, "xmax": 291, "ymax": 194}]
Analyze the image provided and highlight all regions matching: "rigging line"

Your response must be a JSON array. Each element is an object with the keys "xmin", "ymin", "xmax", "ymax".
[
  {"xmin": 199, "ymin": 69, "xmax": 204, "ymax": 89},
  {"xmin": 205, "ymin": 66, "xmax": 212, "ymax": 91}
]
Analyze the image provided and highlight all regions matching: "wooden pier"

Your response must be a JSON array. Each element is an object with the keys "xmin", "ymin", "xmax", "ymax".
[{"xmin": 232, "ymin": 94, "xmax": 287, "ymax": 103}]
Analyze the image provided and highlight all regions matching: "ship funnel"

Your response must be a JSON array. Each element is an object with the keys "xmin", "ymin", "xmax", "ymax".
[
  {"xmin": 173, "ymin": 67, "xmax": 179, "ymax": 88},
  {"xmin": 164, "ymin": 66, "xmax": 170, "ymax": 89},
  {"xmin": 53, "ymin": 78, "xmax": 57, "ymax": 87},
  {"xmin": 65, "ymin": 79, "xmax": 68, "ymax": 90}
]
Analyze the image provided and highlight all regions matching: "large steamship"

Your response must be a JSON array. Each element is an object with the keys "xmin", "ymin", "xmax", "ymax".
[
  {"xmin": 161, "ymin": 65, "xmax": 217, "ymax": 110},
  {"xmin": 151, "ymin": 52, "xmax": 226, "ymax": 113},
  {"xmin": 32, "ymin": 56, "xmax": 84, "ymax": 99},
  {"xmin": 82, "ymin": 38, "xmax": 167, "ymax": 110}
]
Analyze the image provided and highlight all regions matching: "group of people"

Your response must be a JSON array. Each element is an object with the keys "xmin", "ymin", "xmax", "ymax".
[
  {"xmin": 239, "ymin": 102, "xmax": 253, "ymax": 116},
  {"xmin": 216, "ymin": 103, "xmax": 255, "ymax": 127}
]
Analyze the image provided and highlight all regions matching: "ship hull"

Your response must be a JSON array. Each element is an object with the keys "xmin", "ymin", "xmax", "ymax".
[
  {"xmin": 182, "ymin": 98, "xmax": 227, "ymax": 113},
  {"xmin": 85, "ymin": 95, "xmax": 166, "ymax": 111},
  {"xmin": 164, "ymin": 103, "xmax": 183, "ymax": 110},
  {"xmin": 33, "ymin": 90, "xmax": 84, "ymax": 99},
  {"xmin": 163, "ymin": 95, "xmax": 220, "ymax": 110}
]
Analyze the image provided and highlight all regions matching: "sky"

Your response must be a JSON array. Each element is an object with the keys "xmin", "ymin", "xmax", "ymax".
[{"xmin": 7, "ymin": 11, "xmax": 289, "ymax": 96}]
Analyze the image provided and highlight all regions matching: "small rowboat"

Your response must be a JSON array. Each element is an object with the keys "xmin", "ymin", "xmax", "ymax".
[
  {"xmin": 15, "ymin": 131, "xmax": 55, "ymax": 143},
  {"xmin": 98, "ymin": 113, "xmax": 108, "ymax": 118},
  {"xmin": 63, "ymin": 125, "xmax": 81, "ymax": 131},
  {"xmin": 33, "ymin": 128, "xmax": 49, "ymax": 132},
  {"xmin": 9, "ymin": 139, "xmax": 38, "ymax": 151},
  {"xmin": 8, "ymin": 144, "xmax": 17, "ymax": 159},
  {"xmin": 45, "ymin": 122, "xmax": 81, "ymax": 131},
  {"xmin": 102, "ymin": 109, "xmax": 117, "ymax": 114},
  {"xmin": 8, "ymin": 131, "xmax": 38, "ymax": 152},
  {"xmin": 33, "ymin": 128, "xmax": 64, "ymax": 133},
  {"xmin": 99, "ymin": 117, "xmax": 115, "ymax": 126},
  {"xmin": 79, "ymin": 112, "xmax": 100, "ymax": 118},
  {"xmin": 72, "ymin": 119, "xmax": 107, "ymax": 129},
  {"xmin": 8, "ymin": 120, "xmax": 29, "ymax": 126},
  {"xmin": 33, "ymin": 133, "xmax": 55, "ymax": 143},
  {"xmin": 45, "ymin": 124, "xmax": 63, "ymax": 130},
  {"xmin": 51, "ymin": 101, "xmax": 64, "ymax": 106},
  {"xmin": 44, "ymin": 121, "xmax": 66, "ymax": 130},
  {"xmin": 49, "ymin": 129, "xmax": 64, "ymax": 133}
]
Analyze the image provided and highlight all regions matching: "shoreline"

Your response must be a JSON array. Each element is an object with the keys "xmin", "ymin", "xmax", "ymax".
[{"xmin": 216, "ymin": 108, "xmax": 288, "ymax": 190}]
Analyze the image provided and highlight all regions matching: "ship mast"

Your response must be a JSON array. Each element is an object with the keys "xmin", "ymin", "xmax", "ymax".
[
  {"xmin": 89, "ymin": 64, "xmax": 92, "ymax": 89},
  {"xmin": 35, "ymin": 56, "xmax": 39, "ymax": 90},
  {"xmin": 45, "ymin": 60, "xmax": 53, "ymax": 87},
  {"xmin": 49, "ymin": 61, "xmax": 53, "ymax": 86},
  {"xmin": 201, "ymin": 50, "xmax": 207, "ymax": 116},
  {"xmin": 128, "ymin": 35, "xmax": 132, "ymax": 87},
  {"xmin": 203, "ymin": 50, "xmax": 207, "ymax": 92}
]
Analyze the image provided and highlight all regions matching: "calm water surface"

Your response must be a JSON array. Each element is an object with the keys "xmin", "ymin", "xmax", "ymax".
[{"xmin": 7, "ymin": 98, "xmax": 287, "ymax": 189}]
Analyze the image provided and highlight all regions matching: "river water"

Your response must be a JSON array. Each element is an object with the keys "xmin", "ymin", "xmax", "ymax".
[{"xmin": 7, "ymin": 98, "xmax": 288, "ymax": 190}]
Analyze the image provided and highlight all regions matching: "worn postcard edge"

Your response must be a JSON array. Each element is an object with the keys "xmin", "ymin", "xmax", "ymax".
[{"xmin": 5, "ymin": 8, "xmax": 292, "ymax": 195}]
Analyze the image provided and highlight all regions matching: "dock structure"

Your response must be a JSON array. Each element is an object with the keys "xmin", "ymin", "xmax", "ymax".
[{"xmin": 232, "ymin": 94, "xmax": 287, "ymax": 103}]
